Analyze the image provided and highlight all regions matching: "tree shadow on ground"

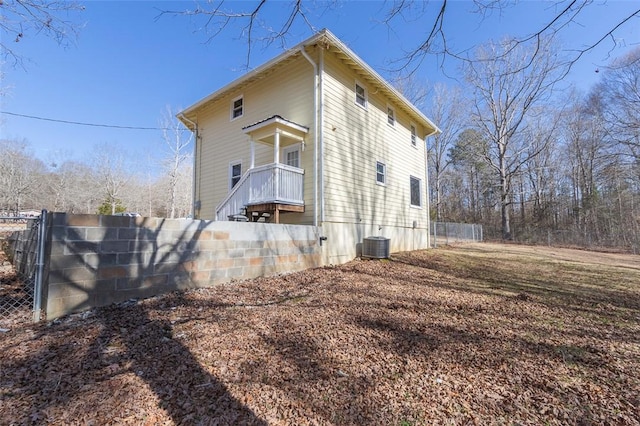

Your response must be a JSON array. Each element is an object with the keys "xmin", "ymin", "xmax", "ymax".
[
  {"xmin": 350, "ymin": 311, "xmax": 612, "ymax": 369},
  {"xmin": 351, "ymin": 251, "xmax": 640, "ymax": 347},
  {"xmin": 0, "ymin": 294, "xmax": 267, "ymax": 424},
  {"xmin": 88, "ymin": 297, "xmax": 267, "ymax": 425},
  {"xmin": 390, "ymin": 250, "xmax": 640, "ymax": 314},
  {"xmin": 0, "ymin": 216, "xmax": 269, "ymax": 424}
]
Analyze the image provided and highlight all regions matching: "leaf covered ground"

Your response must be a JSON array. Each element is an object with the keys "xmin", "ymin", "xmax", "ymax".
[{"xmin": 1, "ymin": 243, "xmax": 639, "ymax": 425}]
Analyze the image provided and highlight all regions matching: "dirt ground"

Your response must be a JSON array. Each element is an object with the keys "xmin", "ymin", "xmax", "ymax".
[{"xmin": 1, "ymin": 243, "xmax": 639, "ymax": 425}]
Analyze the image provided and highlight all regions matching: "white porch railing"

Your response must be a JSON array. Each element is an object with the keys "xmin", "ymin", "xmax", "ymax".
[{"xmin": 216, "ymin": 163, "xmax": 304, "ymax": 221}]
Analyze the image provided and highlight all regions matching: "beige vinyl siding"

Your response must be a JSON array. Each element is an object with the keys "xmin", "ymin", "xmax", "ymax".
[
  {"xmin": 191, "ymin": 53, "xmax": 316, "ymax": 223},
  {"xmin": 321, "ymin": 52, "xmax": 429, "ymax": 229}
]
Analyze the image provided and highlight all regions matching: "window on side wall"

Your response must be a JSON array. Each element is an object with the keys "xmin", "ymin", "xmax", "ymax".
[
  {"xmin": 230, "ymin": 162, "xmax": 242, "ymax": 189},
  {"xmin": 376, "ymin": 161, "xmax": 386, "ymax": 185},
  {"xmin": 387, "ymin": 106, "xmax": 395, "ymax": 127},
  {"xmin": 231, "ymin": 96, "xmax": 243, "ymax": 120},
  {"xmin": 355, "ymin": 82, "xmax": 367, "ymax": 109},
  {"xmin": 410, "ymin": 124, "xmax": 417, "ymax": 147},
  {"xmin": 410, "ymin": 176, "xmax": 421, "ymax": 207}
]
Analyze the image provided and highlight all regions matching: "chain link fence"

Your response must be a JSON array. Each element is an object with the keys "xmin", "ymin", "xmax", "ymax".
[
  {"xmin": 431, "ymin": 221, "xmax": 483, "ymax": 247},
  {"xmin": 0, "ymin": 214, "xmax": 44, "ymax": 327},
  {"xmin": 510, "ymin": 227, "xmax": 640, "ymax": 255}
]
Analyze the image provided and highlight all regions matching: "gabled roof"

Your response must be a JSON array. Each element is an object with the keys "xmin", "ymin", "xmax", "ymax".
[
  {"xmin": 243, "ymin": 115, "xmax": 309, "ymax": 146},
  {"xmin": 242, "ymin": 115, "xmax": 308, "ymax": 133},
  {"xmin": 178, "ymin": 29, "xmax": 439, "ymax": 135}
]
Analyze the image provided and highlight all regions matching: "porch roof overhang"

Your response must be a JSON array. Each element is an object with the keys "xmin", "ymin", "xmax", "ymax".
[{"xmin": 243, "ymin": 115, "xmax": 309, "ymax": 146}]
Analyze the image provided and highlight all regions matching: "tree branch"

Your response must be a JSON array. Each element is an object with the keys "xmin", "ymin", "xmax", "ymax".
[{"xmin": 1, "ymin": 0, "xmax": 84, "ymax": 67}]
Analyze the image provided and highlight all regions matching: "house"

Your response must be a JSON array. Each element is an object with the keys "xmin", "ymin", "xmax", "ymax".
[{"xmin": 178, "ymin": 29, "xmax": 439, "ymax": 265}]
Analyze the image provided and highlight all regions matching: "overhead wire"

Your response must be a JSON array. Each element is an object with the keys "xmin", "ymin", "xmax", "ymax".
[{"xmin": 0, "ymin": 110, "xmax": 190, "ymax": 131}]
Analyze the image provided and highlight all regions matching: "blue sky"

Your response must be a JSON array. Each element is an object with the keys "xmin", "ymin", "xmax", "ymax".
[{"xmin": 1, "ymin": 1, "xmax": 638, "ymax": 170}]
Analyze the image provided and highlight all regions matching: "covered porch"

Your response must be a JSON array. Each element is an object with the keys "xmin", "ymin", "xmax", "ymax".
[{"xmin": 215, "ymin": 115, "xmax": 308, "ymax": 223}]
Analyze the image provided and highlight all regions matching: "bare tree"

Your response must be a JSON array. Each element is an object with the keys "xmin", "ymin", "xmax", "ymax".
[
  {"xmin": 598, "ymin": 47, "xmax": 640, "ymax": 163},
  {"xmin": 162, "ymin": 1, "xmax": 639, "ymax": 72},
  {"xmin": 46, "ymin": 160, "xmax": 98, "ymax": 214},
  {"xmin": 0, "ymin": 0, "xmax": 84, "ymax": 67},
  {"xmin": 393, "ymin": 74, "xmax": 431, "ymax": 111},
  {"xmin": 157, "ymin": 0, "xmax": 323, "ymax": 69},
  {"xmin": 464, "ymin": 37, "xmax": 564, "ymax": 239},
  {"xmin": 557, "ymin": 87, "xmax": 640, "ymax": 249},
  {"xmin": 0, "ymin": 139, "xmax": 46, "ymax": 213},
  {"xmin": 521, "ymin": 117, "xmax": 561, "ymax": 229},
  {"xmin": 92, "ymin": 143, "xmax": 130, "ymax": 215},
  {"xmin": 126, "ymin": 172, "xmax": 162, "ymax": 218},
  {"xmin": 391, "ymin": 1, "xmax": 640, "ymax": 74},
  {"xmin": 426, "ymin": 83, "xmax": 468, "ymax": 220},
  {"xmin": 563, "ymin": 92, "xmax": 609, "ymax": 243},
  {"xmin": 160, "ymin": 107, "xmax": 193, "ymax": 218},
  {"xmin": 449, "ymin": 128, "xmax": 497, "ymax": 224},
  {"xmin": 174, "ymin": 162, "xmax": 193, "ymax": 218}
]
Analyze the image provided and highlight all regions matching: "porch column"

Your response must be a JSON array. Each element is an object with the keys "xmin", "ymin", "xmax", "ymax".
[
  {"xmin": 250, "ymin": 139, "xmax": 255, "ymax": 169},
  {"xmin": 273, "ymin": 130, "xmax": 280, "ymax": 164},
  {"xmin": 274, "ymin": 131, "xmax": 281, "ymax": 202}
]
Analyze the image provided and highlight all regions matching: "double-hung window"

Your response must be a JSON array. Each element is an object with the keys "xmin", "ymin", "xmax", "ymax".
[
  {"xmin": 410, "ymin": 176, "xmax": 422, "ymax": 207},
  {"xmin": 387, "ymin": 106, "xmax": 395, "ymax": 127},
  {"xmin": 376, "ymin": 161, "xmax": 386, "ymax": 185},
  {"xmin": 355, "ymin": 82, "xmax": 367, "ymax": 108},
  {"xmin": 231, "ymin": 96, "xmax": 243, "ymax": 120},
  {"xmin": 410, "ymin": 124, "xmax": 417, "ymax": 147}
]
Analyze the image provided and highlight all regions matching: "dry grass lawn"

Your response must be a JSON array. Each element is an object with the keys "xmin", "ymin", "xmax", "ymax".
[{"xmin": 1, "ymin": 243, "xmax": 639, "ymax": 425}]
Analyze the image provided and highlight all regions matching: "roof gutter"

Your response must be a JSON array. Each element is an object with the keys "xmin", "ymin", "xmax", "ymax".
[
  {"xmin": 299, "ymin": 46, "xmax": 320, "ymax": 228},
  {"xmin": 425, "ymin": 126, "xmax": 441, "ymax": 137}
]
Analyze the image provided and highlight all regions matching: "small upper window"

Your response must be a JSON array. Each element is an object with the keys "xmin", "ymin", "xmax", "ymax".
[
  {"xmin": 355, "ymin": 82, "xmax": 367, "ymax": 108},
  {"xmin": 410, "ymin": 176, "xmax": 422, "ymax": 207},
  {"xmin": 376, "ymin": 161, "xmax": 386, "ymax": 185},
  {"xmin": 410, "ymin": 124, "xmax": 417, "ymax": 146},
  {"xmin": 387, "ymin": 106, "xmax": 395, "ymax": 126},
  {"xmin": 231, "ymin": 96, "xmax": 243, "ymax": 120}
]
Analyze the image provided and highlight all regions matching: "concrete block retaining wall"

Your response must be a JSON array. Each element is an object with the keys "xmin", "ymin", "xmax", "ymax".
[
  {"xmin": 4, "ymin": 221, "xmax": 39, "ymax": 278},
  {"xmin": 46, "ymin": 213, "xmax": 322, "ymax": 319}
]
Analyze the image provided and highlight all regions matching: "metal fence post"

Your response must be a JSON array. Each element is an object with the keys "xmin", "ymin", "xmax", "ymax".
[
  {"xmin": 445, "ymin": 222, "xmax": 449, "ymax": 245},
  {"xmin": 33, "ymin": 209, "xmax": 48, "ymax": 322},
  {"xmin": 433, "ymin": 221, "xmax": 438, "ymax": 248}
]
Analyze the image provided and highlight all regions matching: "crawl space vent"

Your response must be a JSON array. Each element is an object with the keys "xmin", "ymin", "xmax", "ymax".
[{"xmin": 362, "ymin": 236, "xmax": 390, "ymax": 259}]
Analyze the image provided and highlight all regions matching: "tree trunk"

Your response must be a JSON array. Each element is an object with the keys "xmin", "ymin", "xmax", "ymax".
[{"xmin": 500, "ymin": 171, "xmax": 512, "ymax": 240}]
